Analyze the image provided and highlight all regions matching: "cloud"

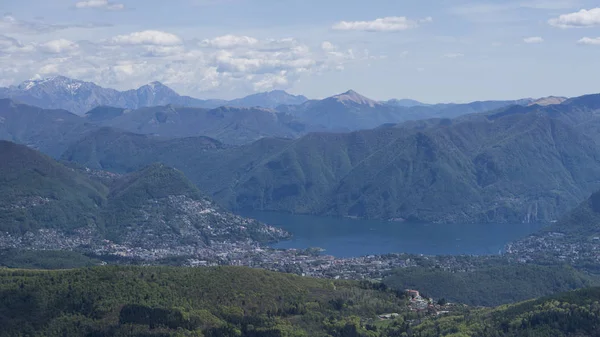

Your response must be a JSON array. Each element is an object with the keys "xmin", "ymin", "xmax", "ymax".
[
  {"xmin": 200, "ymin": 35, "xmax": 259, "ymax": 49},
  {"xmin": 38, "ymin": 39, "xmax": 79, "ymax": 54},
  {"xmin": 253, "ymin": 71, "xmax": 290, "ymax": 91},
  {"xmin": 0, "ymin": 14, "xmax": 111, "ymax": 35},
  {"xmin": 321, "ymin": 41, "xmax": 337, "ymax": 52},
  {"xmin": 521, "ymin": 0, "xmax": 581, "ymax": 10},
  {"xmin": 548, "ymin": 8, "xmax": 600, "ymax": 28},
  {"xmin": 578, "ymin": 37, "xmax": 600, "ymax": 45},
  {"xmin": 74, "ymin": 0, "xmax": 125, "ymax": 10},
  {"xmin": 443, "ymin": 53, "xmax": 464, "ymax": 58},
  {"xmin": 523, "ymin": 36, "xmax": 544, "ymax": 43},
  {"xmin": 0, "ymin": 35, "xmax": 35, "ymax": 54},
  {"xmin": 453, "ymin": 1, "xmax": 579, "ymax": 15},
  {"xmin": 110, "ymin": 30, "xmax": 183, "ymax": 46},
  {"xmin": 0, "ymin": 32, "xmax": 366, "ymax": 97},
  {"xmin": 332, "ymin": 16, "xmax": 432, "ymax": 32}
]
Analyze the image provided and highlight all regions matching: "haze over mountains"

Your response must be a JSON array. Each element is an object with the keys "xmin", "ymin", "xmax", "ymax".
[
  {"xmin": 1, "ymin": 76, "xmax": 549, "ymax": 133},
  {"xmin": 2, "ymin": 74, "xmax": 600, "ymax": 225},
  {"xmin": 0, "ymin": 76, "xmax": 309, "ymax": 114},
  {"xmin": 59, "ymin": 92, "xmax": 600, "ymax": 224}
]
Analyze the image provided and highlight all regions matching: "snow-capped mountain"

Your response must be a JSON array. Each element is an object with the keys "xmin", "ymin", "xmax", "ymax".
[
  {"xmin": 0, "ymin": 76, "xmax": 308, "ymax": 115},
  {"xmin": 0, "ymin": 77, "xmax": 214, "ymax": 114}
]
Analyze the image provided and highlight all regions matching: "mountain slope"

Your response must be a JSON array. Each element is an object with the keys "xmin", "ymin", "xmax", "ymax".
[
  {"xmin": 409, "ymin": 286, "xmax": 600, "ymax": 337},
  {"xmin": 0, "ymin": 266, "xmax": 407, "ymax": 337},
  {"xmin": 384, "ymin": 264, "xmax": 599, "ymax": 307},
  {"xmin": 0, "ymin": 99, "xmax": 317, "ymax": 155},
  {"xmin": 0, "ymin": 98, "xmax": 96, "ymax": 157},
  {"xmin": 0, "ymin": 140, "xmax": 107, "ymax": 233},
  {"xmin": 0, "ymin": 77, "xmax": 218, "ymax": 114},
  {"xmin": 63, "ymin": 93, "xmax": 600, "ymax": 223},
  {"xmin": 279, "ymin": 90, "xmax": 401, "ymax": 130},
  {"xmin": 278, "ymin": 90, "xmax": 534, "ymax": 131},
  {"xmin": 506, "ymin": 185, "xmax": 600, "ymax": 271},
  {"xmin": 226, "ymin": 90, "xmax": 308, "ymax": 108},
  {"xmin": 86, "ymin": 105, "xmax": 320, "ymax": 145},
  {"xmin": 0, "ymin": 141, "xmax": 287, "ymax": 257},
  {"xmin": 0, "ymin": 77, "xmax": 309, "ymax": 115}
]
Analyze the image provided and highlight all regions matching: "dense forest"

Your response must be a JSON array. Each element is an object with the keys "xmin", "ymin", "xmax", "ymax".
[
  {"xmin": 1, "ymin": 266, "xmax": 600, "ymax": 337},
  {"xmin": 0, "ymin": 266, "xmax": 410, "ymax": 337},
  {"xmin": 383, "ymin": 264, "xmax": 600, "ymax": 307},
  {"xmin": 411, "ymin": 287, "xmax": 600, "ymax": 337}
]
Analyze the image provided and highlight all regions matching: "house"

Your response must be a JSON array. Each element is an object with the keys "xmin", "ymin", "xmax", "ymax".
[{"xmin": 405, "ymin": 289, "xmax": 420, "ymax": 299}]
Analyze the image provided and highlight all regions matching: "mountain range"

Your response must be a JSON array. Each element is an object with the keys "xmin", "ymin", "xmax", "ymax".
[
  {"xmin": 277, "ymin": 90, "xmax": 536, "ymax": 130},
  {"xmin": 3, "ymin": 74, "xmax": 600, "ymax": 224},
  {"xmin": 60, "ymin": 92, "xmax": 600, "ymax": 224},
  {"xmin": 1, "ymin": 76, "xmax": 554, "ymax": 132},
  {"xmin": 84, "ymin": 104, "xmax": 325, "ymax": 145},
  {"xmin": 0, "ymin": 76, "xmax": 309, "ymax": 114},
  {"xmin": 0, "ymin": 97, "xmax": 320, "ymax": 150},
  {"xmin": 0, "ymin": 140, "xmax": 288, "ymax": 257}
]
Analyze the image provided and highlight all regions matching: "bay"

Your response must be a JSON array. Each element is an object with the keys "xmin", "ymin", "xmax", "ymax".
[{"xmin": 240, "ymin": 211, "xmax": 547, "ymax": 258}]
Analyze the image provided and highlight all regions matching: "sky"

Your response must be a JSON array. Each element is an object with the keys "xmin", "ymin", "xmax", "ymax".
[{"xmin": 1, "ymin": 0, "xmax": 599, "ymax": 102}]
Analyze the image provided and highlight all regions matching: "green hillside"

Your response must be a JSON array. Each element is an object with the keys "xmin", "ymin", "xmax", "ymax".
[
  {"xmin": 0, "ymin": 99, "xmax": 96, "ymax": 157},
  {"xmin": 0, "ymin": 266, "xmax": 407, "ymax": 337},
  {"xmin": 0, "ymin": 141, "xmax": 287, "ymax": 256},
  {"xmin": 409, "ymin": 286, "xmax": 600, "ymax": 337},
  {"xmin": 64, "ymin": 104, "xmax": 600, "ymax": 223},
  {"xmin": 383, "ymin": 264, "xmax": 600, "ymax": 307},
  {"xmin": 1, "ymin": 265, "xmax": 600, "ymax": 337},
  {"xmin": 0, "ymin": 140, "xmax": 108, "ymax": 233},
  {"xmin": 504, "ymin": 187, "xmax": 600, "ymax": 272}
]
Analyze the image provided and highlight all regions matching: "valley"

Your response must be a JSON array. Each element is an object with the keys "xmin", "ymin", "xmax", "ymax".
[
  {"xmin": 5, "ymin": 0, "xmax": 600, "ymax": 334},
  {"xmin": 2, "ymin": 76, "xmax": 600, "ymax": 337}
]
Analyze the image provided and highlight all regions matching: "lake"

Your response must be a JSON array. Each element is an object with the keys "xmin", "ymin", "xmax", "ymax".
[{"xmin": 240, "ymin": 211, "xmax": 547, "ymax": 258}]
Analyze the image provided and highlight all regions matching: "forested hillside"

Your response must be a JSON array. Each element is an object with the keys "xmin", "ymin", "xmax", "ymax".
[
  {"xmin": 0, "ymin": 266, "xmax": 408, "ymax": 337},
  {"xmin": 410, "ymin": 287, "xmax": 600, "ymax": 337},
  {"xmin": 64, "ymin": 98, "xmax": 600, "ymax": 223},
  {"xmin": 0, "ymin": 141, "xmax": 287, "ymax": 259},
  {"xmin": 1, "ymin": 265, "xmax": 600, "ymax": 337},
  {"xmin": 383, "ymin": 264, "xmax": 599, "ymax": 307}
]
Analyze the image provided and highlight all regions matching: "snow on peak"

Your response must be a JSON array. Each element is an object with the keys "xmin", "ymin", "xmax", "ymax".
[{"xmin": 17, "ymin": 76, "xmax": 85, "ymax": 93}]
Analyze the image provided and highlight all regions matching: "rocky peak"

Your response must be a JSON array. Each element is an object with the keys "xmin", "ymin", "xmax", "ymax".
[{"xmin": 332, "ymin": 90, "xmax": 379, "ymax": 107}]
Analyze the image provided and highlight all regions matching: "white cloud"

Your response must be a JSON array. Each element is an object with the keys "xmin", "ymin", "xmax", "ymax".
[
  {"xmin": 321, "ymin": 41, "xmax": 337, "ymax": 52},
  {"xmin": 443, "ymin": 53, "xmax": 464, "ymax": 58},
  {"xmin": 200, "ymin": 35, "xmax": 259, "ymax": 49},
  {"xmin": 253, "ymin": 71, "xmax": 290, "ymax": 91},
  {"xmin": 200, "ymin": 35, "xmax": 258, "ymax": 49},
  {"xmin": 523, "ymin": 36, "xmax": 544, "ymax": 43},
  {"xmin": 75, "ymin": 0, "xmax": 125, "ymax": 10},
  {"xmin": 110, "ymin": 30, "xmax": 183, "ymax": 46},
  {"xmin": 38, "ymin": 39, "xmax": 79, "ymax": 54},
  {"xmin": 0, "ymin": 32, "xmax": 365, "ymax": 97},
  {"xmin": 38, "ymin": 63, "xmax": 60, "ymax": 75},
  {"xmin": 578, "ymin": 37, "xmax": 600, "ymax": 45},
  {"xmin": 332, "ymin": 16, "xmax": 432, "ymax": 32},
  {"xmin": 548, "ymin": 8, "xmax": 600, "ymax": 28},
  {"xmin": 0, "ymin": 14, "xmax": 111, "ymax": 35},
  {"xmin": 0, "ymin": 35, "xmax": 35, "ymax": 54}
]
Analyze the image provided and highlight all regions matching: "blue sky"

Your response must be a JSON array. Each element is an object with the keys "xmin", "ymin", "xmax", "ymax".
[{"xmin": 1, "ymin": 0, "xmax": 599, "ymax": 102}]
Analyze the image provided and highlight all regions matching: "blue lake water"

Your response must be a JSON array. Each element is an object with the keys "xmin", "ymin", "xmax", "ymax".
[{"xmin": 240, "ymin": 211, "xmax": 547, "ymax": 258}]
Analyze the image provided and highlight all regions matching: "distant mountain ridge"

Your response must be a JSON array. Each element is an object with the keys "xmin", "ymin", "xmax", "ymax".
[
  {"xmin": 276, "ymin": 90, "xmax": 536, "ymax": 130},
  {"xmin": 0, "ymin": 76, "xmax": 308, "ymax": 114},
  {"xmin": 62, "ymin": 91, "xmax": 600, "ymax": 224},
  {"xmin": 0, "ymin": 97, "xmax": 322, "ymax": 149}
]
